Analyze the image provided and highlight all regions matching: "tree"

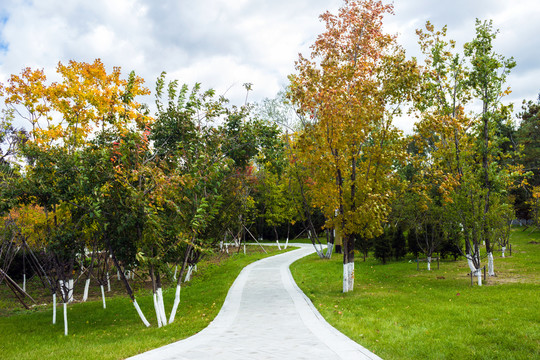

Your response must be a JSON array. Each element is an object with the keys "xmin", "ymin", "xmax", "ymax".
[
  {"xmin": 514, "ymin": 96, "xmax": 540, "ymax": 220},
  {"xmin": 464, "ymin": 19, "xmax": 516, "ymax": 277},
  {"xmin": 1, "ymin": 59, "xmax": 153, "ymax": 332},
  {"xmin": 413, "ymin": 20, "xmax": 517, "ymax": 284},
  {"xmin": 373, "ymin": 226, "xmax": 392, "ymax": 264},
  {"xmin": 289, "ymin": 0, "xmax": 418, "ymax": 292}
]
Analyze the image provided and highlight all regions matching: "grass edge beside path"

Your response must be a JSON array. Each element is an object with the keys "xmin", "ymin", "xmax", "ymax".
[
  {"xmin": 290, "ymin": 229, "xmax": 540, "ymax": 360},
  {"xmin": 0, "ymin": 246, "xmax": 294, "ymax": 360}
]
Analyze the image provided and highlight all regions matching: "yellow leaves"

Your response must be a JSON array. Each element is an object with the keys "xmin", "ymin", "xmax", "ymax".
[
  {"xmin": 531, "ymin": 186, "xmax": 540, "ymax": 200},
  {"xmin": 1, "ymin": 59, "xmax": 150, "ymax": 151}
]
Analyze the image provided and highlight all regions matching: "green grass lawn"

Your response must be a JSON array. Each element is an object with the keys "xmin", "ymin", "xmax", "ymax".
[
  {"xmin": 291, "ymin": 228, "xmax": 540, "ymax": 360},
  {"xmin": 0, "ymin": 246, "xmax": 290, "ymax": 360}
]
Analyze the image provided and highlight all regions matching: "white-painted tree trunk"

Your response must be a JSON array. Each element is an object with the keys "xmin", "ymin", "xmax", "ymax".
[
  {"xmin": 326, "ymin": 242, "xmax": 334, "ymax": 259},
  {"xmin": 219, "ymin": 241, "xmax": 223, "ymax": 251},
  {"xmin": 59, "ymin": 280, "xmax": 65, "ymax": 299},
  {"xmin": 243, "ymin": 244, "xmax": 246, "ymax": 254},
  {"xmin": 63, "ymin": 302, "xmax": 68, "ymax": 336},
  {"xmin": 106, "ymin": 272, "xmax": 111, "ymax": 292},
  {"xmin": 466, "ymin": 255, "xmax": 476, "ymax": 273},
  {"xmin": 466, "ymin": 254, "xmax": 482, "ymax": 286},
  {"xmin": 487, "ymin": 252, "xmax": 495, "ymax": 276},
  {"xmin": 68, "ymin": 279, "xmax": 74, "ymax": 303},
  {"xmin": 153, "ymin": 292, "xmax": 162, "ymax": 327},
  {"xmin": 117, "ymin": 270, "xmax": 121, "ymax": 280},
  {"xmin": 427, "ymin": 257, "xmax": 432, "ymax": 271},
  {"xmin": 184, "ymin": 266, "xmax": 193, "ymax": 282},
  {"xmin": 133, "ymin": 299, "xmax": 150, "ymax": 327},
  {"xmin": 285, "ymin": 237, "xmax": 289, "ymax": 249},
  {"xmin": 502, "ymin": 246, "xmax": 506, "ymax": 258},
  {"xmin": 173, "ymin": 266, "xmax": 178, "ymax": 281},
  {"xmin": 82, "ymin": 278, "xmax": 90, "ymax": 302},
  {"xmin": 23, "ymin": 274, "xmax": 26, "ymax": 292},
  {"xmin": 276, "ymin": 240, "xmax": 282, "ymax": 250},
  {"xmin": 168, "ymin": 285, "xmax": 181, "ymax": 324},
  {"xmin": 100, "ymin": 285, "xmax": 106, "ymax": 309},
  {"xmin": 343, "ymin": 262, "xmax": 354, "ymax": 293},
  {"xmin": 225, "ymin": 242, "xmax": 229, "ymax": 254},
  {"xmin": 157, "ymin": 287, "xmax": 167, "ymax": 326},
  {"xmin": 52, "ymin": 293, "xmax": 57, "ymax": 324}
]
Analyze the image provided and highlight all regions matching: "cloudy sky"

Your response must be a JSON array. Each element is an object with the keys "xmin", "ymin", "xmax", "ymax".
[{"xmin": 0, "ymin": 0, "xmax": 538, "ymax": 132}]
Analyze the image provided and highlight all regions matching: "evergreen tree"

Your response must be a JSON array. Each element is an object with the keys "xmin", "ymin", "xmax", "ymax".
[
  {"xmin": 407, "ymin": 227, "xmax": 421, "ymax": 258},
  {"xmin": 392, "ymin": 224, "xmax": 407, "ymax": 260},
  {"xmin": 374, "ymin": 227, "xmax": 393, "ymax": 264}
]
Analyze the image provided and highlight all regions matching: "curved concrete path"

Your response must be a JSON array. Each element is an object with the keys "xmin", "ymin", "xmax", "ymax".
[{"xmin": 128, "ymin": 244, "xmax": 382, "ymax": 360}]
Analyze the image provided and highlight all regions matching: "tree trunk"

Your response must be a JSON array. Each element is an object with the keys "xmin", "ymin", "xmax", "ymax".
[
  {"xmin": 285, "ymin": 223, "xmax": 290, "ymax": 249},
  {"xmin": 100, "ymin": 284, "xmax": 106, "ymax": 309},
  {"xmin": 109, "ymin": 249, "xmax": 150, "ymax": 327},
  {"xmin": 466, "ymin": 250, "xmax": 482, "ymax": 286},
  {"xmin": 342, "ymin": 234, "xmax": 355, "ymax": 292},
  {"xmin": 325, "ymin": 229, "xmax": 334, "ymax": 259},
  {"xmin": 326, "ymin": 242, "xmax": 334, "ymax": 259},
  {"xmin": 168, "ymin": 284, "xmax": 182, "ymax": 324},
  {"xmin": 155, "ymin": 271, "xmax": 167, "ymax": 326},
  {"xmin": 63, "ymin": 302, "xmax": 68, "ymax": 336},
  {"xmin": 150, "ymin": 265, "xmax": 162, "ymax": 327},
  {"xmin": 133, "ymin": 299, "xmax": 150, "ymax": 327},
  {"xmin": 274, "ymin": 226, "xmax": 281, "ymax": 250},
  {"xmin": 83, "ymin": 278, "xmax": 90, "ymax": 302},
  {"xmin": 52, "ymin": 293, "xmax": 57, "ymax": 324},
  {"xmin": 169, "ymin": 245, "xmax": 192, "ymax": 324},
  {"xmin": 153, "ymin": 291, "xmax": 162, "ymax": 327},
  {"xmin": 68, "ymin": 278, "xmax": 74, "ymax": 303},
  {"xmin": 487, "ymin": 252, "xmax": 495, "ymax": 276}
]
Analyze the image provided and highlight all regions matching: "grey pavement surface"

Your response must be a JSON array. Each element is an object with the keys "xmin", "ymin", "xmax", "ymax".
[{"xmin": 128, "ymin": 244, "xmax": 382, "ymax": 360}]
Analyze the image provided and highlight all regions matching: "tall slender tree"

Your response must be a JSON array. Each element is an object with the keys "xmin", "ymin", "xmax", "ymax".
[{"xmin": 289, "ymin": 0, "xmax": 418, "ymax": 292}]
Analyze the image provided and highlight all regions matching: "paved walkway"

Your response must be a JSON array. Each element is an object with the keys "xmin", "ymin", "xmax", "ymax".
[{"xmin": 128, "ymin": 244, "xmax": 382, "ymax": 360}]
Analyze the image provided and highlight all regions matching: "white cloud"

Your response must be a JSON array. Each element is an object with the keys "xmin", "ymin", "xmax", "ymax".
[{"xmin": 0, "ymin": 0, "xmax": 538, "ymax": 126}]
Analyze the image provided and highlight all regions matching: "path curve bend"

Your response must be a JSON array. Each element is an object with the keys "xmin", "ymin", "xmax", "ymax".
[{"xmin": 128, "ymin": 244, "xmax": 382, "ymax": 360}]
